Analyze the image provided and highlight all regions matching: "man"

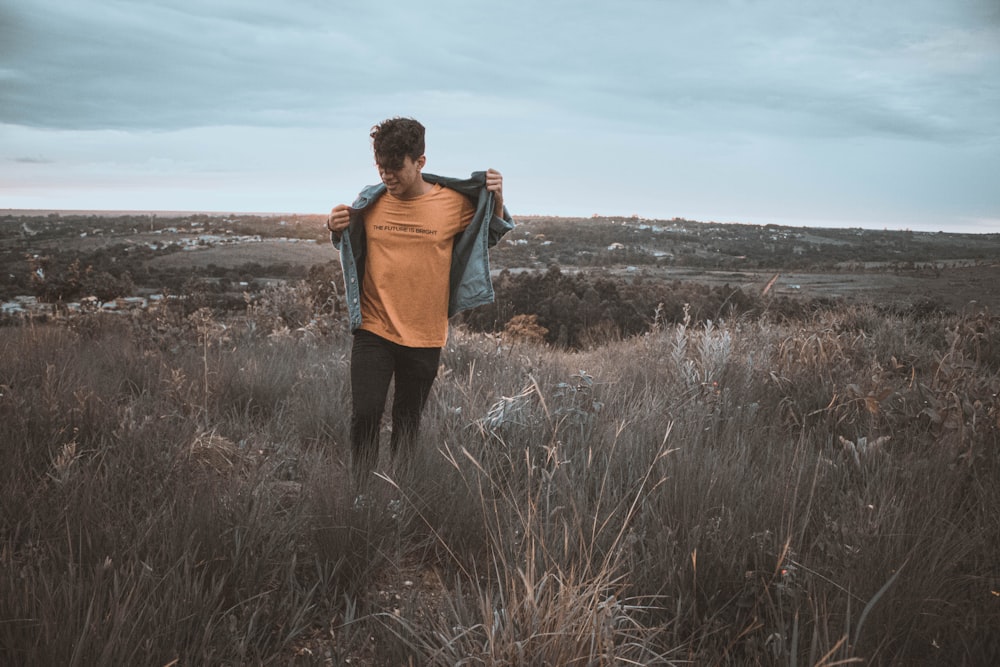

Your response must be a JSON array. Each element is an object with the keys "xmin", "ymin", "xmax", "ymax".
[{"xmin": 327, "ymin": 117, "xmax": 514, "ymax": 489}]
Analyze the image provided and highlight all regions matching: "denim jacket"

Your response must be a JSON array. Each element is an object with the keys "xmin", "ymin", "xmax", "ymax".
[{"xmin": 331, "ymin": 171, "xmax": 515, "ymax": 333}]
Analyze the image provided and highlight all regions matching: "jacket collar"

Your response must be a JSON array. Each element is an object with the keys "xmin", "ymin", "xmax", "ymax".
[{"xmin": 350, "ymin": 171, "xmax": 487, "ymax": 209}]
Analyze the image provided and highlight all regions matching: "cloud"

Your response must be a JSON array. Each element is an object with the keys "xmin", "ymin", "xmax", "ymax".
[
  {"xmin": 1, "ymin": 0, "xmax": 997, "ymax": 229},
  {"xmin": 2, "ymin": 0, "xmax": 385, "ymax": 129},
  {"xmin": 3, "ymin": 0, "xmax": 996, "ymax": 143}
]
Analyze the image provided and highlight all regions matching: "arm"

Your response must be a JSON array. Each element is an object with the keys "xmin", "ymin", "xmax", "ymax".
[
  {"xmin": 485, "ymin": 169, "xmax": 515, "ymax": 247},
  {"xmin": 486, "ymin": 168, "xmax": 504, "ymax": 218},
  {"xmin": 326, "ymin": 204, "xmax": 351, "ymax": 244}
]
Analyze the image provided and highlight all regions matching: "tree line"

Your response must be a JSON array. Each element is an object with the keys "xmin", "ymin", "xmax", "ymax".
[{"xmin": 456, "ymin": 265, "xmax": 816, "ymax": 348}]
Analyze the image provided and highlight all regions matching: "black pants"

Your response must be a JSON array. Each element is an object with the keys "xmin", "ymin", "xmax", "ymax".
[{"xmin": 350, "ymin": 329, "xmax": 441, "ymax": 484}]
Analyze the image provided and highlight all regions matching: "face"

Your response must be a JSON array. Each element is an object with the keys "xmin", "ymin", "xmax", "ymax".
[{"xmin": 377, "ymin": 154, "xmax": 426, "ymax": 199}]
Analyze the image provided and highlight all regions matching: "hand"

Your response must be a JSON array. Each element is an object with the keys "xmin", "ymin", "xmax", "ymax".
[
  {"xmin": 327, "ymin": 204, "xmax": 351, "ymax": 233},
  {"xmin": 486, "ymin": 168, "xmax": 504, "ymax": 216}
]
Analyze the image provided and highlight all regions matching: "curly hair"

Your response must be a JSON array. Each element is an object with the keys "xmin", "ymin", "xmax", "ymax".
[{"xmin": 370, "ymin": 117, "xmax": 425, "ymax": 171}]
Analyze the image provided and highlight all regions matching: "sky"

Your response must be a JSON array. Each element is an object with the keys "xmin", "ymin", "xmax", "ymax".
[{"xmin": 1, "ymin": 0, "xmax": 999, "ymax": 234}]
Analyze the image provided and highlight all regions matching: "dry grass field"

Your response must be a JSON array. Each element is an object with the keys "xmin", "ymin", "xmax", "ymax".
[
  {"xmin": 1, "ymin": 212, "xmax": 998, "ymax": 665},
  {"xmin": 146, "ymin": 238, "xmax": 331, "ymax": 271},
  {"xmin": 646, "ymin": 263, "xmax": 1000, "ymax": 311},
  {"xmin": 2, "ymin": 283, "xmax": 998, "ymax": 665}
]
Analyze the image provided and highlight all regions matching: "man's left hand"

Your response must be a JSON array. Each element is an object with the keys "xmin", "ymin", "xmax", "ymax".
[{"xmin": 486, "ymin": 168, "xmax": 504, "ymax": 217}]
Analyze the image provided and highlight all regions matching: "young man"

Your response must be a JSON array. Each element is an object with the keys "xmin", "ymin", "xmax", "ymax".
[{"xmin": 326, "ymin": 117, "xmax": 514, "ymax": 488}]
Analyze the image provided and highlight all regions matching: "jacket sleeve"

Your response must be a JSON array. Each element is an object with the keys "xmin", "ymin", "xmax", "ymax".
[
  {"xmin": 486, "ymin": 193, "xmax": 514, "ymax": 248},
  {"xmin": 488, "ymin": 204, "xmax": 516, "ymax": 248},
  {"xmin": 447, "ymin": 189, "xmax": 515, "ymax": 317}
]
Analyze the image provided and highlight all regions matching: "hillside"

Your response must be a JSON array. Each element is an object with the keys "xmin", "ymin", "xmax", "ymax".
[
  {"xmin": 2, "ymin": 210, "xmax": 999, "ymax": 664},
  {"xmin": 2, "ymin": 274, "xmax": 998, "ymax": 664},
  {"xmin": 3, "ymin": 211, "xmax": 998, "ymax": 316}
]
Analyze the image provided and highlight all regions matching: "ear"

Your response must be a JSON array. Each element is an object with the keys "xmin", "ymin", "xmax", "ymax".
[{"xmin": 416, "ymin": 155, "xmax": 427, "ymax": 170}]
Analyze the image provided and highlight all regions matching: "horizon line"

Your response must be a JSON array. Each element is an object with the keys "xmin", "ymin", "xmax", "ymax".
[{"xmin": 2, "ymin": 208, "xmax": 996, "ymax": 236}]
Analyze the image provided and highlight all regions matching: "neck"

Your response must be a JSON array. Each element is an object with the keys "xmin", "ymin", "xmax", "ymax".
[{"xmin": 396, "ymin": 177, "xmax": 432, "ymax": 200}]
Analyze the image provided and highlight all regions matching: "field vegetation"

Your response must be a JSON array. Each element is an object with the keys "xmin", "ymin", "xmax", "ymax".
[
  {"xmin": 2, "ymin": 266, "xmax": 998, "ymax": 664},
  {"xmin": 5, "ymin": 211, "xmax": 1000, "ymax": 309}
]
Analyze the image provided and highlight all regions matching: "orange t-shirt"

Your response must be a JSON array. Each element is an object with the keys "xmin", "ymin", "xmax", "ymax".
[{"xmin": 360, "ymin": 183, "xmax": 475, "ymax": 347}]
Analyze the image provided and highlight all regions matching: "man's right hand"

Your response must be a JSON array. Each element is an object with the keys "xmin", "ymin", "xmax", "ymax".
[{"xmin": 327, "ymin": 204, "xmax": 351, "ymax": 233}]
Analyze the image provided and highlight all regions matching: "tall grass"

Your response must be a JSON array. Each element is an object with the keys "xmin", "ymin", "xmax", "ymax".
[{"xmin": 1, "ymin": 293, "xmax": 998, "ymax": 665}]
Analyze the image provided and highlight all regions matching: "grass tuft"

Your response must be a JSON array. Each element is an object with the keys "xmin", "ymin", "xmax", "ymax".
[{"xmin": 2, "ymin": 301, "xmax": 998, "ymax": 664}]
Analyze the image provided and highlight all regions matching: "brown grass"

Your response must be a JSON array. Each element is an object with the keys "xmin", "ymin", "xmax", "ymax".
[{"xmin": 1, "ymin": 291, "xmax": 998, "ymax": 665}]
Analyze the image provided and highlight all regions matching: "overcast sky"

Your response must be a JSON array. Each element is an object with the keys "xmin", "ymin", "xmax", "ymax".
[{"xmin": 2, "ymin": 0, "xmax": 999, "ymax": 233}]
